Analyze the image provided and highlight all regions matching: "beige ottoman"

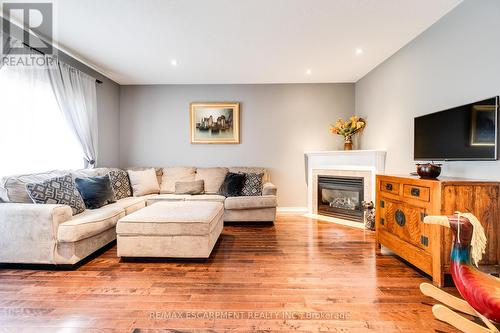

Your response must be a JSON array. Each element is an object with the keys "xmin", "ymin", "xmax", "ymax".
[{"xmin": 116, "ymin": 201, "xmax": 224, "ymax": 258}]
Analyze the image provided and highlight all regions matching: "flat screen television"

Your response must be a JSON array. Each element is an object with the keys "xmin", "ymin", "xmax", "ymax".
[{"xmin": 414, "ymin": 96, "xmax": 499, "ymax": 161}]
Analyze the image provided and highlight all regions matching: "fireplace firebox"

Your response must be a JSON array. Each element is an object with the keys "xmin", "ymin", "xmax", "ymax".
[{"xmin": 317, "ymin": 175, "xmax": 364, "ymax": 222}]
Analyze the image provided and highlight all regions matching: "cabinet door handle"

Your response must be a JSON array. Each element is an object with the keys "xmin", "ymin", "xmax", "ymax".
[
  {"xmin": 411, "ymin": 188, "xmax": 420, "ymax": 197},
  {"xmin": 395, "ymin": 209, "xmax": 406, "ymax": 227},
  {"xmin": 420, "ymin": 235, "xmax": 429, "ymax": 247},
  {"xmin": 385, "ymin": 183, "xmax": 393, "ymax": 191}
]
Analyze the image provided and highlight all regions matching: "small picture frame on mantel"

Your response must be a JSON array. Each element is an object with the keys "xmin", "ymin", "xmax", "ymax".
[{"xmin": 190, "ymin": 102, "xmax": 240, "ymax": 144}]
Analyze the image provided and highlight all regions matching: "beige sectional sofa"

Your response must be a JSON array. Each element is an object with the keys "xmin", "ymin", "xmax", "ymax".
[{"xmin": 0, "ymin": 166, "xmax": 277, "ymax": 265}]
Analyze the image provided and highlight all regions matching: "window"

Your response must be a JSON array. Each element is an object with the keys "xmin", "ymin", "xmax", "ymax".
[{"xmin": 0, "ymin": 58, "xmax": 84, "ymax": 177}]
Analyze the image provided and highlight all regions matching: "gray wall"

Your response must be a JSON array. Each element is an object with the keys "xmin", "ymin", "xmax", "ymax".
[
  {"xmin": 119, "ymin": 83, "xmax": 354, "ymax": 206},
  {"xmin": 355, "ymin": 0, "xmax": 500, "ymax": 178},
  {"xmin": 95, "ymin": 80, "xmax": 120, "ymax": 167}
]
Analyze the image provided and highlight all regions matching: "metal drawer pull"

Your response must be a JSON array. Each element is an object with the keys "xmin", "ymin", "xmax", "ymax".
[
  {"xmin": 410, "ymin": 187, "xmax": 420, "ymax": 197},
  {"xmin": 380, "ymin": 218, "xmax": 385, "ymax": 225},
  {"xmin": 420, "ymin": 235, "xmax": 429, "ymax": 247},
  {"xmin": 395, "ymin": 209, "xmax": 406, "ymax": 227},
  {"xmin": 385, "ymin": 183, "xmax": 393, "ymax": 191}
]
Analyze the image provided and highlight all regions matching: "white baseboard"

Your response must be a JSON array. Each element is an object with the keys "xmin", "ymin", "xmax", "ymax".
[{"xmin": 277, "ymin": 207, "xmax": 308, "ymax": 214}]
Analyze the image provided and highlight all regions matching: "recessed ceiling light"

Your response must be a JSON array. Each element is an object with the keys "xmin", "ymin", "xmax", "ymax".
[
  {"xmin": 306, "ymin": 69, "xmax": 312, "ymax": 75},
  {"xmin": 171, "ymin": 59, "xmax": 178, "ymax": 66},
  {"xmin": 356, "ymin": 48, "xmax": 363, "ymax": 55}
]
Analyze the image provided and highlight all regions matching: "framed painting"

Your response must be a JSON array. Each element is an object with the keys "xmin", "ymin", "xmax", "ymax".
[{"xmin": 190, "ymin": 102, "xmax": 240, "ymax": 144}]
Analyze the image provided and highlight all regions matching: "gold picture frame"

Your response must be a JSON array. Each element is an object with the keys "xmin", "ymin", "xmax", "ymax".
[{"xmin": 190, "ymin": 102, "xmax": 240, "ymax": 144}]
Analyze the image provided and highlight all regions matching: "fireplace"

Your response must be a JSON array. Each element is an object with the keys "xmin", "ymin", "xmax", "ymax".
[{"xmin": 317, "ymin": 175, "xmax": 364, "ymax": 222}]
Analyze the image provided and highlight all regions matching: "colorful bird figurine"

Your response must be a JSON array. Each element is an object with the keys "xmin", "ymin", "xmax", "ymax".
[{"xmin": 420, "ymin": 212, "xmax": 500, "ymax": 333}]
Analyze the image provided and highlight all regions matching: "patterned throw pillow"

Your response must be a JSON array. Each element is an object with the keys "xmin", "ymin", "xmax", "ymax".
[
  {"xmin": 240, "ymin": 172, "xmax": 264, "ymax": 196},
  {"xmin": 25, "ymin": 174, "xmax": 86, "ymax": 215},
  {"xmin": 108, "ymin": 169, "xmax": 132, "ymax": 200}
]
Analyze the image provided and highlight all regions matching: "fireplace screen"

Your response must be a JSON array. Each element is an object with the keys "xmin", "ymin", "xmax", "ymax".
[{"xmin": 317, "ymin": 175, "xmax": 364, "ymax": 222}]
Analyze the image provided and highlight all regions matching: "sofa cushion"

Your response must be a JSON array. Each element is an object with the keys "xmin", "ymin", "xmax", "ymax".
[
  {"xmin": 75, "ymin": 176, "xmax": 116, "ymax": 209},
  {"xmin": 26, "ymin": 174, "xmax": 86, "ymax": 215},
  {"xmin": 1, "ymin": 170, "xmax": 67, "ymax": 203},
  {"xmin": 240, "ymin": 172, "xmax": 264, "ymax": 196},
  {"xmin": 229, "ymin": 167, "xmax": 270, "ymax": 183},
  {"xmin": 0, "ymin": 168, "xmax": 110, "ymax": 203},
  {"xmin": 116, "ymin": 201, "xmax": 223, "ymax": 236},
  {"xmin": 185, "ymin": 194, "xmax": 226, "ymax": 203},
  {"xmin": 71, "ymin": 168, "xmax": 111, "ymax": 179},
  {"xmin": 107, "ymin": 196, "xmax": 145, "ymax": 215},
  {"xmin": 224, "ymin": 195, "xmax": 277, "ymax": 210},
  {"xmin": 127, "ymin": 168, "xmax": 160, "ymax": 197},
  {"xmin": 58, "ymin": 205, "xmax": 125, "ymax": 242},
  {"xmin": 175, "ymin": 180, "xmax": 204, "ymax": 195},
  {"xmin": 108, "ymin": 169, "xmax": 132, "ymax": 200},
  {"xmin": 160, "ymin": 167, "xmax": 196, "ymax": 193},
  {"xmin": 195, "ymin": 167, "xmax": 228, "ymax": 194}
]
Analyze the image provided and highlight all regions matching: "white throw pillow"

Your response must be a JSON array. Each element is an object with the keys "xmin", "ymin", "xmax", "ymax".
[{"xmin": 127, "ymin": 168, "xmax": 160, "ymax": 197}]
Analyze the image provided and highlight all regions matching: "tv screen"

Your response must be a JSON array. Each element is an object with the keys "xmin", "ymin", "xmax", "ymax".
[{"xmin": 414, "ymin": 96, "xmax": 499, "ymax": 161}]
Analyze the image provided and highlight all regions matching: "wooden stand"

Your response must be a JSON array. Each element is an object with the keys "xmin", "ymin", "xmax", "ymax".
[{"xmin": 375, "ymin": 175, "xmax": 500, "ymax": 286}]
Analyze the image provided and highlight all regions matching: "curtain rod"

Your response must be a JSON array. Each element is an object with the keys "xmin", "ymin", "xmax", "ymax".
[{"xmin": 20, "ymin": 42, "xmax": 103, "ymax": 84}]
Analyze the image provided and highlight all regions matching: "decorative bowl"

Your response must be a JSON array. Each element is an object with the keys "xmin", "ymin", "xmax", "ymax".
[{"xmin": 416, "ymin": 163, "xmax": 442, "ymax": 179}]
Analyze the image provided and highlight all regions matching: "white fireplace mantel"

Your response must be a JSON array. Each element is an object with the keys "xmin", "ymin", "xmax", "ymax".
[{"xmin": 304, "ymin": 150, "xmax": 387, "ymax": 216}]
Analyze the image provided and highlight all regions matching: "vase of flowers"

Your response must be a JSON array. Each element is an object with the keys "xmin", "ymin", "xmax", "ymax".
[{"xmin": 329, "ymin": 116, "xmax": 366, "ymax": 150}]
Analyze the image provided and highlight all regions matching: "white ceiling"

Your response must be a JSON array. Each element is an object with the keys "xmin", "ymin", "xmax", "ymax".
[{"xmin": 35, "ymin": 0, "xmax": 462, "ymax": 84}]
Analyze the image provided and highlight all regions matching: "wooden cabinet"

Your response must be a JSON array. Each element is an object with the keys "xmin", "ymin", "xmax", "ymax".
[{"xmin": 376, "ymin": 174, "xmax": 500, "ymax": 286}]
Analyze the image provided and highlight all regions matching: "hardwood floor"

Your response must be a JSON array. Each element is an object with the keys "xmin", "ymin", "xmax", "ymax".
[{"xmin": 0, "ymin": 214, "xmax": 460, "ymax": 332}]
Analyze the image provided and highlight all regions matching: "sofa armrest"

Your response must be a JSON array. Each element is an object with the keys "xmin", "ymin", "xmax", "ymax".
[
  {"xmin": 262, "ymin": 182, "xmax": 277, "ymax": 196},
  {"xmin": 0, "ymin": 203, "xmax": 73, "ymax": 264}
]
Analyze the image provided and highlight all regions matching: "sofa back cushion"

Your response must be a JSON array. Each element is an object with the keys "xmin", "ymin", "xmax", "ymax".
[
  {"xmin": 0, "ymin": 168, "xmax": 111, "ymax": 203},
  {"xmin": 127, "ymin": 168, "xmax": 160, "ymax": 197},
  {"xmin": 195, "ymin": 167, "xmax": 228, "ymax": 194},
  {"xmin": 229, "ymin": 167, "xmax": 270, "ymax": 183},
  {"xmin": 70, "ymin": 168, "xmax": 111, "ymax": 180},
  {"xmin": 160, "ymin": 167, "xmax": 196, "ymax": 193}
]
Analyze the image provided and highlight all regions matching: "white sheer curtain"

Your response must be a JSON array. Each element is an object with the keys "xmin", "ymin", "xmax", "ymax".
[
  {"xmin": 45, "ymin": 57, "xmax": 98, "ymax": 168},
  {"xmin": 0, "ymin": 54, "xmax": 84, "ymax": 177}
]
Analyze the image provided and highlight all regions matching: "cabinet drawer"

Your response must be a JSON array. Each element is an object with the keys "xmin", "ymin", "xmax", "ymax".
[
  {"xmin": 380, "ymin": 180, "xmax": 400, "ymax": 195},
  {"xmin": 403, "ymin": 184, "xmax": 430, "ymax": 202},
  {"xmin": 381, "ymin": 200, "xmax": 430, "ymax": 251}
]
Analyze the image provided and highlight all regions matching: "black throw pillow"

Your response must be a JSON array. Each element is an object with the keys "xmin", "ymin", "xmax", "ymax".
[
  {"xmin": 75, "ymin": 175, "xmax": 116, "ymax": 209},
  {"xmin": 218, "ymin": 172, "xmax": 245, "ymax": 197}
]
